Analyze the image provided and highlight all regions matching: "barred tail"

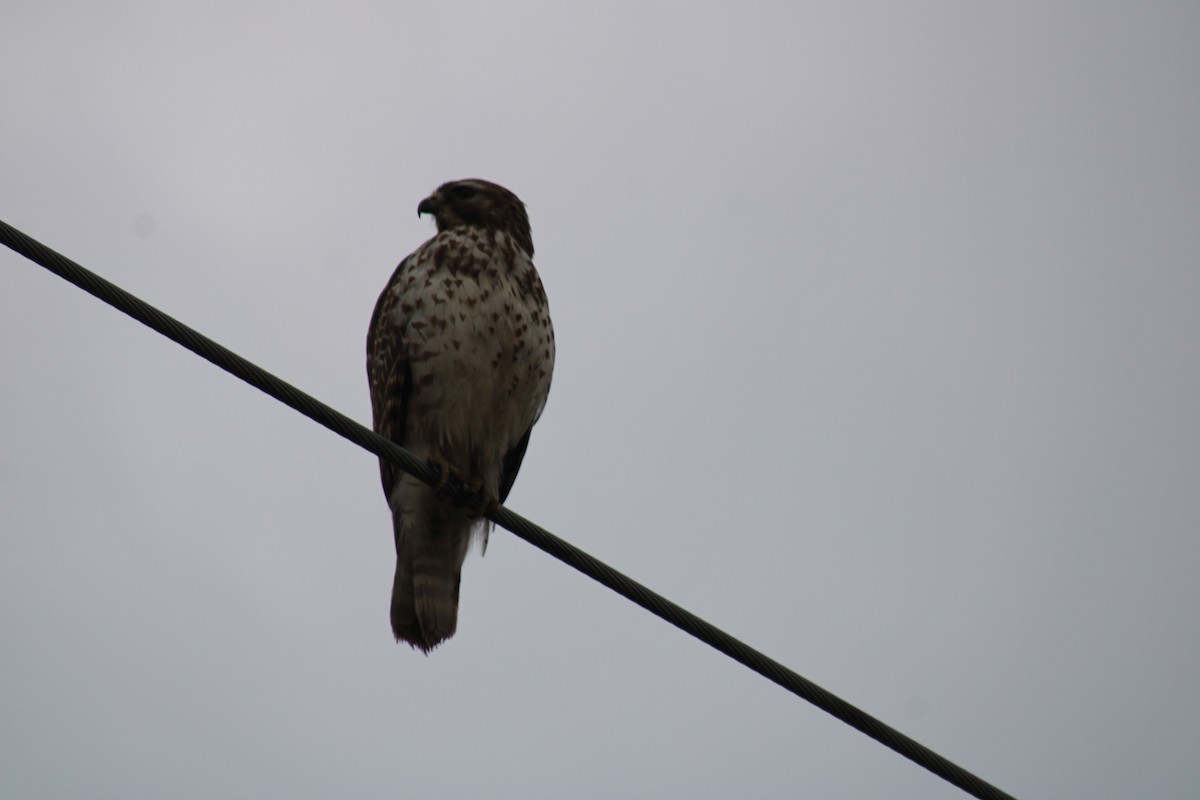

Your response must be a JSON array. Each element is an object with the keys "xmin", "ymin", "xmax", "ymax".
[
  {"xmin": 390, "ymin": 505, "xmax": 471, "ymax": 653},
  {"xmin": 391, "ymin": 555, "xmax": 462, "ymax": 652}
]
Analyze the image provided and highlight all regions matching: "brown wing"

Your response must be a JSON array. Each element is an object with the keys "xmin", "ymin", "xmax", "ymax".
[
  {"xmin": 498, "ymin": 427, "xmax": 532, "ymax": 504},
  {"xmin": 366, "ymin": 258, "xmax": 412, "ymax": 495}
]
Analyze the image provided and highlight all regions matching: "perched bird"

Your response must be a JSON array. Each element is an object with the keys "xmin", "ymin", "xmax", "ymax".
[{"xmin": 366, "ymin": 179, "xmax": 555, "ymax": 652}]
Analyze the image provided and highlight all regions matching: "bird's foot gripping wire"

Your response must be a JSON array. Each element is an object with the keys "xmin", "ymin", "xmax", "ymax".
[
  {"xmin": 425, "ymin": 456, "xmax": 499, "ymax": 518},
  {"xmin": 465, "ymin": 476, "xmax": 500, "ymax": 520},
  {"xmin": 426, "ymin": 455, "xmax": 463, "ymax": 500}
]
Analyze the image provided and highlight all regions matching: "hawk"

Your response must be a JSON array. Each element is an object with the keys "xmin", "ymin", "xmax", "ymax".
[{"xmin": 366, "ymin": 179, "xmax": 555, "ymax": 652}]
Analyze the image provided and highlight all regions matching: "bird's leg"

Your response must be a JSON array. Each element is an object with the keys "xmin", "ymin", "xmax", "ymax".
[
  {"xmin": 426, "ymin": 454, "xmax": 461, "ymax": 500},
  {"xmin": 465, "ymin": 476, "xmax": 500, "ymax": 519},
  {"xmin": 426, "ymin": 455, "xmax": 497, "ymax": 516}
]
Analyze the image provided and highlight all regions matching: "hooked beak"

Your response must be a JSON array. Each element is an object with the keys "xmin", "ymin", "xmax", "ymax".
[{"xmin": 417, "ymin": 196, "xmax": 438, "ymax": 217}]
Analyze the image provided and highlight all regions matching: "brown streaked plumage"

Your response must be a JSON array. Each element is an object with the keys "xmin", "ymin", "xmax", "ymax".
[{"xmin": 366, "ymin": 179, "xmax": 554, "ymax": 652}]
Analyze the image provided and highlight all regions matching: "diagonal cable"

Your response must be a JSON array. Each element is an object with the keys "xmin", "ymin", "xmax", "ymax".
[{"xmin": 1, "ymin": 218, "xmax": 1017, "ymax": 800}]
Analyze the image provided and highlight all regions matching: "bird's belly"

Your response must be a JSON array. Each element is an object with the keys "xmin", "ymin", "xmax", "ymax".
[{"xmin": 403, "ymin": 284, "xmax": 552, "ymax": 464}]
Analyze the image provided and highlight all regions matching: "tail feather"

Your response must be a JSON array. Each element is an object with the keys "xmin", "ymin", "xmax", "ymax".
[
  {"xmin": 390, "ymin": 555, "xmax": 420, "ymax": 647},
  {"xmin": 390, "ymin": 539, "xmax": 468, "ymax": 653},
  {"xmin": 387, "ymin": 475, "xmax": 475, "ymax": 653},
  {"xmin": 411, "ymin": 557, "xmax": 461, "ymax": 646}
]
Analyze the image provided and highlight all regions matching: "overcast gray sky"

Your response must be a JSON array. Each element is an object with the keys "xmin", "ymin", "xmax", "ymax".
[{"xmin": 3, "ymin": 2, "xmax": 1199, "ymax": 798}]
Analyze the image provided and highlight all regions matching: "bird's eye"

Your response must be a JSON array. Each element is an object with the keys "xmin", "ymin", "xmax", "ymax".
[{"xmin": 451, "ymin": 185, "xmax": 477, "ymax": 200}]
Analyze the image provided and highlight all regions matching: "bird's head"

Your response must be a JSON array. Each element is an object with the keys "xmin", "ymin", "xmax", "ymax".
[{"xmin": 417, "ymin": 179, "xmax": 534, "ymax": 257}]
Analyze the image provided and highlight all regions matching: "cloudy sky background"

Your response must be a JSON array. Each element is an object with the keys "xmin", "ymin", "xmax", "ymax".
[{"xmin": 3, "ymin": 3, "xmax": 1198, "ymax": 798}]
